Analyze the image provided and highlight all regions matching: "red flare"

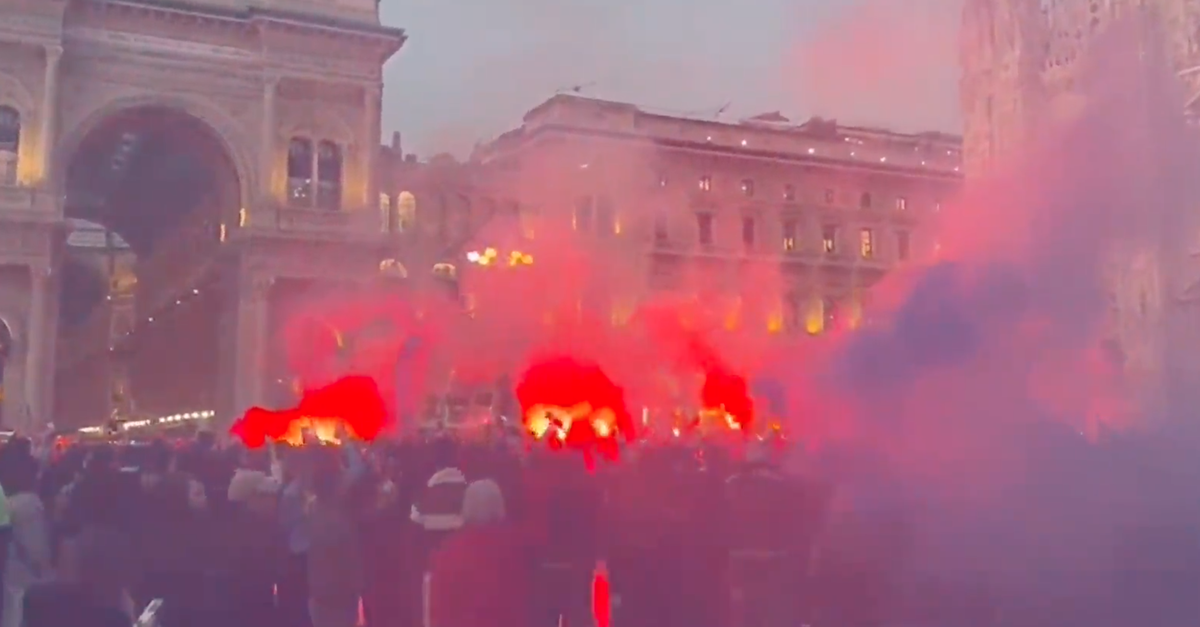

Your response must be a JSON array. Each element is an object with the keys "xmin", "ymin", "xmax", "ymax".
[
  {"xmin": 592, "ymin": 560, "xmax": 611, "ymax": 627},
  {"xmin": 230, "ymin": 375, "xmax": 387, "ymax": 447}
]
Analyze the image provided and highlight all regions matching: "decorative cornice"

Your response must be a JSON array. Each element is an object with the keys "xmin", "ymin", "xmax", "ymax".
[
  {"xmin": 88, "ymin": 0, "xmax": 405, "ymax": 53},
  {"xmin": 501, "ymin": 124, "xmax": 964, "ymax": 184}
]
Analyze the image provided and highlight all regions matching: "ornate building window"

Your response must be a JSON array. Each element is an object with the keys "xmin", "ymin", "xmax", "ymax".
[
  {"xmin": 782, "ymin": 218, "xmax": 797, "ymax": 252},
  {"xmin": 822, "ymin": 224, "xmax": 838, "ymax": 253},
  {"xmin": 859, "ymin": 228, "xmax": 875, "ymax": 259},
  {"xmin": 287, "ymin": 137, "xmax": 343, "ymax": 210},
  {"xmin": 0, "ymin": 106, "xmax": 20, "ymax": 185},
  {"xmin": 316, "ymin": 141, "xmax": 342, "ymax": 211},
  {"xmin": 286, "ymin": 137, "xmax": 313, "ymax": 205},
  {"xmin": 397, "ymin": 191, "xmax": 417, "ymax": 232}
]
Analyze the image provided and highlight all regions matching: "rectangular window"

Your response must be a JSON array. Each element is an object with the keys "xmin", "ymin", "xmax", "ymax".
[
  {"xmin": 782, "ymin": 219, "xmax": 797, "ymax": 251},
  {"xmin": 859, "ymin": 192, "xmax": 872, "ymax": 209},
  {"xmin": 895, "ymin": 196, "xmax": 908, "ymax": 211},
  {"xmin": 896, "ymin": 231, "xmax": 910, "ymax": 260},
  {"xmin": 860, "ymin": 228, "xmax": 875, "ymax": 258},
  {"xmin": 741, "ymin": 179, "xmax": 755, "ymax": 196},
  {"xmin": 699, "ymin": 175, "xmax": 712, "ymax": 191},
  {"xmin": 574, "ymin": 196, "xmax": 593, "ymax": 232},
  {"xmin": 822, "ymin": 225, "xmax": 837, "ymax": 253},
  {"xmin": 783, "ymin": 184, "xmax": 796, "ymax": 201},
  {"xmin": 741, "ymin": 217, "xmax": 756, "ymax": 248},
  {"xmin": 823, "ymin": 188, "xmax": 836, "ymax": 204},
  {"xmin": 654, "ymin": 214, "xmax": 669, "ymax": 245},
  {"xmin": 697, "ymin": 213, "xmax": 714, "ymax": 246}
]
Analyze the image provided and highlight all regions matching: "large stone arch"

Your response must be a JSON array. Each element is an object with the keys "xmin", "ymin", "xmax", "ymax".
[
  {"xmin": 51, "ymin": 91, "xmax": 256, "ymax": 208},
  {"xmin": 0, "ymin": 312, "xmax": 21, "ymax": 429}
]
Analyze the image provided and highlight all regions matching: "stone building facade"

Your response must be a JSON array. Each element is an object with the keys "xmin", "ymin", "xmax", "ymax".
[
  {"xmin": 380, "ymin": 95, "xmax": 962, "ymax": 348},
  {"xmin": 959, "ymin": 0, "xmax": 1200, "ymax": 417},
  {"xmin": 0, "ymin": 0, "xmax": 403, "ymax": 430}
]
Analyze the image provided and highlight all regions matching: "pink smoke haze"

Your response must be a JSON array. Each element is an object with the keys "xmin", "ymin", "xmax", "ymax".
[{"xmin": 779, "ymin": 17, "xmax": 1200, "ymax": 618}]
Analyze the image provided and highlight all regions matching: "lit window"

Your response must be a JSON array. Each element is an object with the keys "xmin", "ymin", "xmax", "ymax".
[
  {"xmin": 741, "ymin": 217, "xmax": 755, "ymax": 248},
  {"xmin": 697, "ymin": 213, "xmax": 714, "ymax": 246},
  {"xmin": 379, "ymin": 192, "xmax": 392, "ymax": 231},
  {"xmin": 286, "ymin": 137, "xmax": 314, "ymax": 205},
  {"xmin": 823, "ymin": 188, "xmax": 835, "ymax": 204},
  {"xmin": 740, "ymin": 178, "xmax": 755, "ymax": 196},
  {"xmin": 783, "ymin": 184, "xmax": 796, "ymax": 201},
  {"xmin": 782, "ymin": 219, "xmax": 797, "ymax": 252},
  {"xmin": 895, "ymin": 196, "xmax": 908, "ymax": 211},
  {"xmin": 699, "ymin": 175, "xmax": 712, "ymax": 191},
  {"xmin": 397, "ymin": 191, "xmax": 417, "ymax": 231},
  {"xmin": 860, "ymin": 228, "xmax": 875, "ymax": 259},
  {"xmin": 822, "ymin": 225, "xmax": 837, "ymax": 253},
  {"xmin": 658, "ymin": 173, "xmax": 669, "ymax": 187},
  {"xmin": 859, "ymin": 192, "xmax": 872, "ymax": 209},
  {"xmin": 934, "ymin": 200, "xmax": 942, "ymax": 212},
  {"xmin": 896, "ymin": 231, "xmax": 910, "ymax": 261}
]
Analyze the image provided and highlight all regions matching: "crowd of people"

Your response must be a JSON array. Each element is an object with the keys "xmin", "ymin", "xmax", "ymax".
[{"xmin": 0, "ymin": 427, "xmax": 919, "ymax": 627}]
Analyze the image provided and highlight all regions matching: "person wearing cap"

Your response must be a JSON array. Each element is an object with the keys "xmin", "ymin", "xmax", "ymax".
[{"xmin": 220, "ymin": 469, "xmax": 286, "ymax": 627}]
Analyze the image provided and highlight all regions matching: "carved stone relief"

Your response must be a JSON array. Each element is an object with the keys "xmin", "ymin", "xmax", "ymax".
[
  {"xmin": 278, "ymin": 99, "xmax": 359, "ymax": 146},
  {"xmin": 0, "ymin": 69, "xmax": 35, "ymax": 117}
]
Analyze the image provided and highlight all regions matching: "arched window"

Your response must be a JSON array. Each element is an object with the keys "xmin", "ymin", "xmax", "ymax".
[
  {"xmin": 287, "ymin": 138, "xmax": 313, "ymax": 205},
  {"xmin": 379, "ymin": 192, "xmax": 393, "ymax": 232},
  {"xmin": 0, "ymin": 106, "xmax": 20, "ymax": 185},
  {"xmin": 316, "ymin": 140, "xmax": 342, "ymax": 210},
  {"xmin": 397, "ymin": 191, "xmax": 416, "ymax": 232},
  {"xmin": 0, "ymin": 318, "xmax": 11, "ymax": 369}
]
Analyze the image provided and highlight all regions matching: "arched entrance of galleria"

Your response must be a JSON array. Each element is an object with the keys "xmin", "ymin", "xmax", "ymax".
[
  {"xmin": 0, "ymin": 1, "xmax": 404, "ymax": 433},
  {"xmin": 52, "ymin": 103, "xmax": 244, "ymax": 428}
]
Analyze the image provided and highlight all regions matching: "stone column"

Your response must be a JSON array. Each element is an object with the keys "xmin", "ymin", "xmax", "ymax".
[
  {"xmin": 363, "ymin": 83, "xmax": 381, "ymax": 208},
  {"xmin": 24, "ymin": 265, "xmax": 50, "ymax": 431},
  {"xmin": 259, "ymin": 76, "xmax": 279, "ymax": 211},
  {"xmin": 230, "ymin": 274, "xmax": 271, "ymax": 421},
  {"xmin": 39, "ymin": 45, "xmax": 62, "ymax": 187}
]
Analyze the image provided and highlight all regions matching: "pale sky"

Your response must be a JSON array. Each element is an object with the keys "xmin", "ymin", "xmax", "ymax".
[{"xmin": 378, "ymin": 0, "xmax": 964, "ymax": 157}]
